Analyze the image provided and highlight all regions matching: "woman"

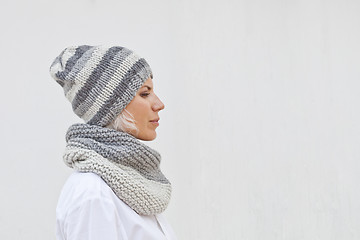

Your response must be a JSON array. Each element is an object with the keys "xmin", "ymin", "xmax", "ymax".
[{"xmin": 50, "ymin": 45, "xmax": 176, "ymax": 240}]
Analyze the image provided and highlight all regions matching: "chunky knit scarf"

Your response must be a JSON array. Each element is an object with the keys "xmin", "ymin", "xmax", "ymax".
[{"xmin": 63, "ymin": 123, "xmax": 172, "ymax": 215}]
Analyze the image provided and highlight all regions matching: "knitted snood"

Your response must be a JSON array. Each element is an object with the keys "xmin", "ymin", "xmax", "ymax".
[{"xmin": 63, "ymin": 123, "xmax": 172, "ymax": 215}]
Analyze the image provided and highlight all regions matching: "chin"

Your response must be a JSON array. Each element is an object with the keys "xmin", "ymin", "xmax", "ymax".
[{"xmin": 138, "ymin": 131, "xmax": 157, "ymax": 141}]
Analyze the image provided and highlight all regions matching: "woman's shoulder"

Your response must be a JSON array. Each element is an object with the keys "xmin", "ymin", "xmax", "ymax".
[
  {"xmin": 56, "ymin": 172, "xmax": 176, "ymax": 240},
  {"xmin": 56, "ymin": 172, "xmax": 117, "ymax": 213},
  {"xmin": 63, "ymin": 172, "xmax": 111, "ymax": 197}
]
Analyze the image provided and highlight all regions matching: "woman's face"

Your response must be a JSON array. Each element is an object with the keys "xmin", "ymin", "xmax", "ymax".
[{"xmin": 124, "ymin": 78, "xmax": 165, "ymax": 141}]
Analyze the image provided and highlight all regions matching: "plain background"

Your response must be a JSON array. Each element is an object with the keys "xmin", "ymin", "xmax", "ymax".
[{"xmin": 1, "ymin": 0, "xmax": 359, "ymax": 239}]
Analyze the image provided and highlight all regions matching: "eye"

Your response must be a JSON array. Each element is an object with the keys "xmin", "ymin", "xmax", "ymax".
[{"xmin": 140, "ymin": 92, "xmax": 150, "ymax": 97}]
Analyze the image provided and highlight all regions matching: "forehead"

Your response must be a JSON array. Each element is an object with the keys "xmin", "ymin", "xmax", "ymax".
[
  {"xmin": 144, "ymin": 77, "xmax": 153, "ymax": 84},
  {"xmin": 141, "ymin": 78, "xmax": 154, "ymax": 89}
]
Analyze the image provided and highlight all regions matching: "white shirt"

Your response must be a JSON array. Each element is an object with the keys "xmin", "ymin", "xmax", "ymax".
[{"xmin": 56, "ymin": 172, "xmax": 177, "ymax": 240}]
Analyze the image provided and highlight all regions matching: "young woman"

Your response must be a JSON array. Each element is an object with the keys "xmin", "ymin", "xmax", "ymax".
[{"xmin": 50, "ymin": 45, "xmax": 176, "ymax": 240}]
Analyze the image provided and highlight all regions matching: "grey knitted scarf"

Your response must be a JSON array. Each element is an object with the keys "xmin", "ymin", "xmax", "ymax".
[{"xmin": 63, "ymin": 123, "xmax": 172, "ymax": 215}]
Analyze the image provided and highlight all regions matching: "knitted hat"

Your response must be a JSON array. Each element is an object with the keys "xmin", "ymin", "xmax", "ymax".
[{"xmin": 50, "ymin": 45, "xmax": 153, "ymax": 127}]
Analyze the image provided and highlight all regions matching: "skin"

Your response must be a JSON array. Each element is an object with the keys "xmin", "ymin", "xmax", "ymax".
[{"xmin": 123, "ymin": 78, "xmax": 165, "ymax": 141}]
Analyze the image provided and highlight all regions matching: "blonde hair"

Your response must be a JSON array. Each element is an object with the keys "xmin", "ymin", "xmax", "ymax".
[{"xmin": 106, "ymin": 109, "xmax": 139, "ymax": 136}]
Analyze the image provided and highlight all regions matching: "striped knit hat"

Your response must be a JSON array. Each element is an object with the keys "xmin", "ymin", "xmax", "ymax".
[{"xmin": 50, "ymin": 45, "xmax": 153, "ymax": 127}]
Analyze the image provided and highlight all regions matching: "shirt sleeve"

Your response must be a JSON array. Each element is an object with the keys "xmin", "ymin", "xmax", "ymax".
[{"xmin": 62, "ymin": 197, "xmax": 128, "ymax": 240}]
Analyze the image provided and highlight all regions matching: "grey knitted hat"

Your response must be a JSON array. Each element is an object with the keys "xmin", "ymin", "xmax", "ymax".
[{"xmin": 50, "ymin": 45, "xmax": 153, "ymax": 127}]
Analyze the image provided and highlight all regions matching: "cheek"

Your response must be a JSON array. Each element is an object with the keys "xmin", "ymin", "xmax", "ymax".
[{"xmin": 130, "ymin": 101, "xmax": 150, "ymax": 123}]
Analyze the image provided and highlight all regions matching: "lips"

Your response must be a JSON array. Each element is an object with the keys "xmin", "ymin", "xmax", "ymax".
[{"xmin": 150, "ymin": 118, "xmax": 160, "ymax": 122}]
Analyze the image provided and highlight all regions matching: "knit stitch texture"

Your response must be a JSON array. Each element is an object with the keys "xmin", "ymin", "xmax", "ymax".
[
  {"xmin": 49, "ymin": 45, "xmax": 153, "ymax": 127},
  {"xmin": 63, "ymin": 123, "xmax": 172, "ymax": 215}
]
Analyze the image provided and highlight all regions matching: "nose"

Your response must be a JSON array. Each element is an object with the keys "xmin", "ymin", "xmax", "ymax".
[{"xmin": 152, "ymin": 94, "xmax": 165, "ymax": 112}]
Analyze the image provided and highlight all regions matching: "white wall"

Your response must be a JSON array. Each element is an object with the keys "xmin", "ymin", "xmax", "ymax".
[{"xmin": 1, "ymin": 0, "xmax": 359, "ymax": 239}]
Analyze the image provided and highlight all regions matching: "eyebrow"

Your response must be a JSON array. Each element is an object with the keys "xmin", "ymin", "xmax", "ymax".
[{"xmin": 141, "ymin": 85, "xmax": 152, "ymax": 90}]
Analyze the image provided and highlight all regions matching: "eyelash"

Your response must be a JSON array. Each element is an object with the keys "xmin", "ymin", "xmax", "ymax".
[{"xmin": 141, "ymin": 93, "xmax": 150, "ymax": 97}]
